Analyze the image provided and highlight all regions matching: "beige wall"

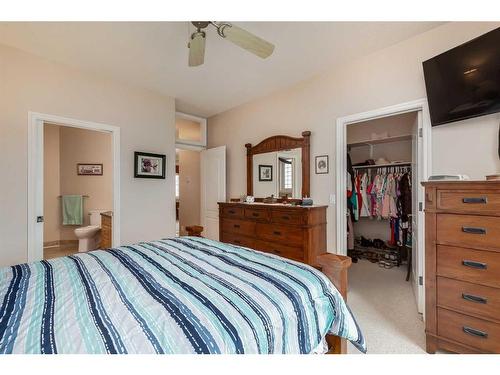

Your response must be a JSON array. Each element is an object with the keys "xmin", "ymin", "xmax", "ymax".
[
  {"xmin": 43, "ymin": 124, "xmax": 61, "ymax": 244},
  {"xmin": 208, "ymin": 22, "xmax": 500, "ymax": 252},
  {"xmin": 178, "ymin": 150, "xmax": 200, "ymax": 235},
  {"xmin": 0, "ymin": 43, "xmax": 176, "ymax": 267}
]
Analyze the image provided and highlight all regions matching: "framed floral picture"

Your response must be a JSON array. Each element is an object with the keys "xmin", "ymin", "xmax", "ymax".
[
  {"xmin": 315, "ymin": 155, "xmax": 329, "ymax": 174},
  {"xmin": 134, "ymin": 152, "xmax": 166, "ymax": 179}
]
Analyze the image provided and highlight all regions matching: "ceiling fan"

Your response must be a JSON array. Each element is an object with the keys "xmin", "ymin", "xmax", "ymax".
[{"xmin": 188, "ymin": 21, "xmax": 275, "ymax": 67}]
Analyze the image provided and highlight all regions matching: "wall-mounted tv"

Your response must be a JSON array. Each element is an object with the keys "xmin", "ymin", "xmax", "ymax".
[{"xmin": 423, "ymin": 27, "xmax": 500, "ymax": 127}]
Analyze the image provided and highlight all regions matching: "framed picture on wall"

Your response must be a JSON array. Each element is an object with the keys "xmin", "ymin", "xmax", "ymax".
[
  {"xmin": 315, "ymin": 155, "xmax": 329, "ymax": 174},
  {"xmin": 258, "ymin": 165, "xmax": 273, "ymax": 181},
  {"xmin": 134, "ymin": 152, "xmax": 166, "ymax": 179},
  {"xmin": 77, "ymin": 163, "xmax": 103, "ymax": 176}
]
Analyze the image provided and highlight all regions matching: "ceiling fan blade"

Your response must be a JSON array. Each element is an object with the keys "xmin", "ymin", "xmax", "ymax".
[
  {"xmin": 219, "ymin": 24, "xmax": 274, "ymax": 59},
  {"xmin": 188, "ymin": 31, "xmax": 205, "ymax": 67}
]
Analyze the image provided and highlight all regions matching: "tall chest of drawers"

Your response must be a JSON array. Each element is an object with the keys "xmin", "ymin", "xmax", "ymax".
[
  {"xmin": 218, "ymin": 202, "xmax": 327, "ymax": 265},
  {"xmin": 423, "ymin": 181, "xmax": 500, "ymax": 353}
]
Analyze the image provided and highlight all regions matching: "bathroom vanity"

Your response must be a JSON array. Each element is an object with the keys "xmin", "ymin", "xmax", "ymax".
[{"xmin": 100, "ymin": 211, "xmax": 113, "ymax": 248}]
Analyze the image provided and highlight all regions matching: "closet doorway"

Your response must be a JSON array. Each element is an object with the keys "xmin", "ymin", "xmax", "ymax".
[{"xmin": 336, "ymin": 100, "xmax": 432, "ymax": 315}]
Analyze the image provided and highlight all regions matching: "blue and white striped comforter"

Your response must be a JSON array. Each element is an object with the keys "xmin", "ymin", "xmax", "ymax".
[{"xmin": 0, "ymin": 237, "xmax": 366, "ymax": 354}]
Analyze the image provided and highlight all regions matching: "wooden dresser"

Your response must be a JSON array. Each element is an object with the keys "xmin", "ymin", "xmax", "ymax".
[
  {"xmin": 423, "ymin": 181, "xmax": 500, "ymax": 353},
  {"xmin": 218, "ymin": 202, "xmax": 327, "ymax": 264},
  {"xmin": 100, "ymin": 211, "xmax": 113, "ymax": 249}
]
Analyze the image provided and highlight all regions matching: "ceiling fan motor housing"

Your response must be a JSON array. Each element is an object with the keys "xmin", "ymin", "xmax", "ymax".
[{"xmin": 191, "ymin": 21, "xmax": 210, "ymax": 30}]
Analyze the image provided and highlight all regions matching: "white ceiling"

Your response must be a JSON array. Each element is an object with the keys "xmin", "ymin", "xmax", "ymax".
[{"xmin": 0, "ymin": 22, "xmax": 443, "ymax": 117}]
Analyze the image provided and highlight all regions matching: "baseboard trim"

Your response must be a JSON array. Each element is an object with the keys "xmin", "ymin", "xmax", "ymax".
[{"xmin": 43, "ymin": 239, "xmax": 78, "ymax": 248}]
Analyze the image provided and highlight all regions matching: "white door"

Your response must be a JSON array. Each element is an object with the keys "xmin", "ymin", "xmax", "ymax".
[
  {"xmin": 28, "ymin": 118, "xmax": 45, "ymax": 262},
  {"xmin": 200, "ymin": 146, "xmax": 226, "ymax": 240},
  {"xmin": 412, "ymin": 111, "xmax": 425, "ymax": 314}
]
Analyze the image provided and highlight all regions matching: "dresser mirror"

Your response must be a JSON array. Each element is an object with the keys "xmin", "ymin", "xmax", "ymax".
[{"xmin": 245, "ymin": 131, "xmax": 310, "ymax": 199}]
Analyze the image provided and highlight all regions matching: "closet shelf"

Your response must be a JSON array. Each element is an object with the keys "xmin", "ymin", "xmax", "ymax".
[
  {"xmin": 348, "ymin": 134, "xmax": 412, "ymax": 148},
  {"xmin": 352, "ymin": 161, "xmax": 411, "ymax": 169}
]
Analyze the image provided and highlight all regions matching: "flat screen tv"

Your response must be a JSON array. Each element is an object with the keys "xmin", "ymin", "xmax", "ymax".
[{"xmin": 423, "ymin": 27, "xmax": 500, "ymax": 127}]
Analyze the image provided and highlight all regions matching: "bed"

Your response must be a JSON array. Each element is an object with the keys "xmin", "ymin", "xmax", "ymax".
[{"xmin": 0, "ymin": 237, "xmax": 365, "ymax": 354}]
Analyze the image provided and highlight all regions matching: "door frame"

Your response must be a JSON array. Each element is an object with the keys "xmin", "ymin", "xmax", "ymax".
[
  {"xmin": 27, "ymin": 112, "xmax": 121, "ymax": 262},
  {"xmin": 334, "ymin": 99, "xmax": 432, "ymax": 313}
]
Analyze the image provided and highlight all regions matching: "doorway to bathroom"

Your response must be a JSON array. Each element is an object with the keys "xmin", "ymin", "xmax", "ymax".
[
  {"xmin": 42, "ymin": 123, "xmax": 114, "ymax": 259},
  {"xmin": 28, "ymin": 112, "xmax": 120, "ymax": 262}
]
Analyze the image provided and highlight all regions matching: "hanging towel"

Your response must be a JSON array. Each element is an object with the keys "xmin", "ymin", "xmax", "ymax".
[{"xmin": 62, "ymin": 195, "xmax": 83, "ymax": 225}]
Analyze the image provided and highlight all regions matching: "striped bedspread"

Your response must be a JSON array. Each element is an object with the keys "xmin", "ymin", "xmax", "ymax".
[{"xmin": 0, "ymin": 237, "xmax": 366, "ymax": 354}]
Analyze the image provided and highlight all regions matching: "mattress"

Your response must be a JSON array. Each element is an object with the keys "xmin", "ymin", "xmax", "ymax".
[{"xmin": 0, "ymin": 237, "xmax": 366, "ymax": 354}]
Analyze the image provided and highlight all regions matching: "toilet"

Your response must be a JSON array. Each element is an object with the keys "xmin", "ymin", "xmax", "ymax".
[{"xmin": 74, "ymin": 209, "xmax": 108, "ymax": 253}]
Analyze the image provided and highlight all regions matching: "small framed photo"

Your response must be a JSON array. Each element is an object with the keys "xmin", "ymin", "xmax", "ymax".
[
  {"xmin": 258, "ymin": 165, "xmax": 273, "ymax": 181},
  {"xmin": 77, "ymin": 163, "xmax": 103, "ymax": 176},
  {"xmin": 134, "ymin": 152, "xmax": 166, "ymax": 179},
  {"xmin": 315, "ymin": 155, "xmax": 329, "ymax": 174}
]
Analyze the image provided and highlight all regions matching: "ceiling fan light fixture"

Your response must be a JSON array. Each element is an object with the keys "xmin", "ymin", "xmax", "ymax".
[{"xmin": 187, "ymin": 21, "xmax": 275, "ymax": 67}]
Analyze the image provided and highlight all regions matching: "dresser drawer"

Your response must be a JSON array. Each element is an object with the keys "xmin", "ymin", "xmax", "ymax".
[
  {"xmin": 437, "ymin": 245, "xmax": 500, "ymax": 288},
  {"xmin": 437, "ymin": 277, "xmax": 500, "ymax": 321},
  {"xmin": 254, "ymin": 240, "xmax": 304, "ymax": 262},
  {"xmin": 221, "ymin": 218, "xmax": 256, "ymax": 236},
  {"xmin": 256, "ymin": 223, "xmax": 304, "ymax": 246},
  {"xmin": 438, "ymin": 191, "xmax": 500, "ymax": 213},
  {"xmin": 221, "ymin": 232, "xmax": 255, "ymax": 248},
  {"xmin": 244, "ymin": 208, "xmax": 270, "ymax": 221},
  {"xmin": 438, "ymin": 308, "xmax": 500, "ymax": 353},
  {"xmin": 271, "ymin": 210, "xmax": 303, "ymax": 225},
  {"xmin": 437, "ymin": 214, "xmax": 500, "ymax": 250},
  {"xmin": 221, "ymin": 206, "xmax": 244, "ymax": 219}
]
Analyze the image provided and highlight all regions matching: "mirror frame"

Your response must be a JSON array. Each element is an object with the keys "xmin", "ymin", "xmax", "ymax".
[{"xmin": 245, "ymin": 131, "xmax": 311, "ymax": 198}]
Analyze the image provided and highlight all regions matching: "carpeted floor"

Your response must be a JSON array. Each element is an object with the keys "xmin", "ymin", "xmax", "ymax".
[{"xmin": 346, "ymin": 259, "xmax": 426, "ymax": 354}]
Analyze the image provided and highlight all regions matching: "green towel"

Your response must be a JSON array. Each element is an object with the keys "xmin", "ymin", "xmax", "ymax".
[{"xmin": 62, "ymin": 195, "xmax": 83, "ymax": 225}]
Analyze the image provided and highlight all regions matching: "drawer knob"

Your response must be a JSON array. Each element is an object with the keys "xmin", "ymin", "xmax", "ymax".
[
  {"xmin": 462, "ymin": 326, "xmax": 488, "ymax": 339},
  {"xmin": 273, "ymin": 231, "xmax": 281, "ymax": 236},
  {"xmin": 462, "ymin": 226, "xmax": 486, "ymax": 235},
  {"xmin": 233, "ymin": 224, "xmax": 240, "ymax": 228},
  {"xmin": 228, "ymin": 210, "xmax": 236, "ymax": 214},
  {"xmin": 462, "ymin": 260, "xmax": 487, "ymax": 270},
  {"xmin": 282, "ymin": 216, "xmax": 290, "ymax": 220},
  {"xmin": 252, "ymin": 212, "xmax": 260, "ymax": 217},
  {"xmin": 462, "ymin": 293, "xmax": 488, "ymax": 304},
  {"xmin": 463, "ymin": 197, "xmax": 487, "ymax": 204}
]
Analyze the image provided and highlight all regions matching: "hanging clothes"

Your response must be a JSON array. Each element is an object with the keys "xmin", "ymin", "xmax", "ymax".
[{"xmin": 351, "ymin": 165, "xmax": 412, "ymax": 241}]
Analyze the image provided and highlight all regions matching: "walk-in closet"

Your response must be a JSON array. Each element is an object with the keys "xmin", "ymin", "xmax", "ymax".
[{"xmin": 345, "ymin": 111, "xmax": 424, "ymax": 319}]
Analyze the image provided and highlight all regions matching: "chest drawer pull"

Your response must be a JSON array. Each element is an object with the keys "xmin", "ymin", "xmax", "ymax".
[
  {"xmin": 228, "ymin": 210, "xmax": 236, "ymax": 214},
  {"xmin": 462, "ymin": 326, "xmax": 488, "ymax": 339},
  {"xmin": 462, "ymin": 293, "xmax": 488, "ymax": 304},
  {"xmin": 281, "ymin": 216, "xmax": 290, "ymax": 220},
  {"xmin": 462, "ymin": 260, "xmax": 487, "ymax": 270},
  {"xmin": 233, "ymin": 224, "xmax": 240, "ymax": 228},
  {"xmin": 462, "ymin": 197, "xmax": 487, "ymax": 204},
  {"xmin": 252, "ymin": 212, "xmax": 260, "ymax": 217},
  {"xmin": 462, "ymin": 226, "xmax": 486, "ymax": 235},
  {"xmin": 273, "ymin": 231, "xmax": 281, "ymax": 236}
]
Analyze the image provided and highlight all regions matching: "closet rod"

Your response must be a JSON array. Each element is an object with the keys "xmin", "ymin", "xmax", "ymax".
[{"xmin": 352, "ymin": 162, "xmax": 411, "ymax": 169}]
